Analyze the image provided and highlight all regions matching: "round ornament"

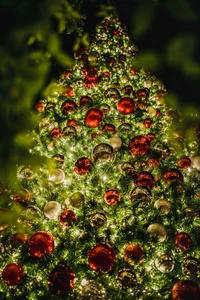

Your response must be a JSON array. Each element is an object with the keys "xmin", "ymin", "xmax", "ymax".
[
  {"xmin": 77, "ymin": 280, "xmax": 106, "ymax": 299},
  {"xmin": 129, "ymin": 136, "xmax": 151, "ymax": 156},
  {"xmin": 13, "ymin": 188, "xmax": 31, "ymax": 203},
  {"xmin": 60, "ymin": 210, "xmax": 76, "ymax": 228},
  {"xmin": 88, "ymin": 243, "xmax": 116, "ymax": 272},
  {"xmin": 50, "ymin": 128, "xmax": 63, "ymax": 140},
  {"xmin": 154, "ymin": 199, "xmax": 171, "ymax": 215},
  {"xmin": 11, "ymin": 233, "xmax": 28, "ymax": 247},
  {"xmin": 171, "ymin": 280, "xmax": 200, "ymax": 300},
  {"xmin": 123, "ymin": 85, "xmax": 133, "ymax": 96},
  {"xmin": 147, "ymin": 223, "xmax": 167, "ymax": 242},
  {"xmin": 84, "ymin": 68, "xmax": 99, "ymax": 88},
  {"xmin": 20, "ymin": 206, "xmax": 42, "ymax": 223},
  {"xmin": 134, "ymin": 171, "xmax": 155, "ymax": 190},
  {"xmin": 117, "ymin": 269, "xmax": 137, "ymax": 289},
  {"xmin": 130, "ymin": 186, "xmax": 152, "ymax": 207},
  {"xmin": 135, "ymin": 88, "xmax": 149, "ymax": 101},
  {"xmin": 52, "ymin": 154, "xmax": 64, "ymax": 166},
  {"xmin": 90, "ymin": 212, "xmax": 107, "ymax": 228},
  {"xmin": 18, "ymin": 167, "xmax": 34, "ymax": 180},
  {"xmin": 80, "ymin": 95, "xmax": 93, "ymax": 107},
  {"xmin": 61, "ymin": 100, "xmax": 77, "ymax": 115},
  {"xmin": 155, "ymin": 254, "xmax": 174, "ymax": 273},
  {"xmin": 63, "ymin": 126, "xmax": 77, "ymax": 137},
  {"xmin": 182, "ymin": 256, "xmax": 200, "ymax": 275},
  {"xmin": 74, "ymin": 157, "xmax": 92, "ymax": 175},
  {"xmin": 102, "ymin": 124, "xmax": 117, "ymax": 134},
  {"xmin": 109, "ymin": 136, "xmax": 122, "ymax": 149},
  {"xmin": 48, "ymin": 169, "xmax": 65, "ymax": 184},
  {"xmin": 48, "ymin": 264, "xmax": 76, "ymax": 295},
  {"xmin": 2, "ymin": 263, "xmax": 24, "ymax": 286},
  {"xmin": 191, "ymin": 154, "xmax": 200, "ymax": 171},
  {"xmin": 178, "ymin": 156, "xmax": 191, "ymax": 169},
  {"xmin": 28, "ymin": 231, "xmax": 54, "ymax": 258},
  {"xmin": 124, "ymin": 244, "xmax": 144, "ymax": 263},
  {"xmin": 92, "ymin": 143, "xmax": 114, "ymax": 164},
  {"xmin": 70, "ymin": 192, "xmax": 84, "ymax": 208},
  {"xmin": 118, "ymin": 123, "xmax": 132, "ymax": 134},
  {"xmin": 146, "ymin": 133, "xmax": 156, "ymax": 143},
  {"xmin": 104, "ymin": 88, "xmax": 120, "ymax": 100},
  {"xmin": 175, "ymin": 232, "xmax": 192, "ymax": 250},
  {"xmin": 104, "ymin": 189, "xmax": 120, "ymax": 206},
  {"xmin": 85, "ymin": 108, "xmax": 103, "ymax": 128},
  {"xmin": 162, "ymin": 168, "xmax": 183, "ymax": 183},
  {"xmin": 117, "ymin": 97, "xmax": 135, "ymax": 114},
  {"xmin": 120, "ymin": 162, "xmax": 135, "ymax": 176},
  {"xmin": 44, "ymin": 201, "xmax": 61, "ymax": 220},
  {"xmin": 143, "ymin": 118, "xmax": 152, "ymax": 128}
]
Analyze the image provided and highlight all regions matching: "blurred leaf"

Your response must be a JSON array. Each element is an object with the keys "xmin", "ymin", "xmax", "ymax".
[
  {"xmin": 133, "ymin": 50, "xmax": 161, "ymax": 71},
  {"xmin": 167, "ymin": 0, "xmax": 198, "ymax": 22},
  {"xmin": 130, "ymin": 0, "xmax": 155, "ymax": 38}
]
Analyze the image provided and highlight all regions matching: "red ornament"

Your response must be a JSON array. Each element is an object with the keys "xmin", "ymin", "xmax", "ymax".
[
  {"xmin": 135, "ymin": 88, "xmax": 149, "ymax": 101},
  {"xmin": 84, "ymin": 68, "xmax": 99, "ymax": 88},
  {"xmin": 134, "ymin": 171, "xmax": 155, "ymax": 190},
  {"xmin": 146, "ymin": 133, "xmax": 156, "ymax": 143},
  {"xmin": 136, "ymin": 101, "xmax": 146, "ymax": 110},
  {"xmin": 61, "ymin": 100, "xmax": 77, "ymax": 115},
  {"xmin": 48, "ymin": 264, "xmax": 76, "ymax": 295},
  {"xmin": 162, "ymin": 168, "xmax": 183, "ymax": 183},
  {"xmin": 60, "ymin": 210, "xmax": 76, "ymax": 228},
  {"xmin": 106, "ymin": 57, "xmax": 115, "ymax": 66},
  {"xmin": 64, "ymin": 70, "xmax": 72, "ymax": 79},
  {"xmin": 28, "ymin": 231, "xmax": 54, "ymax": 258},
  {"xmin": 102, "ymin": 124, "xmax": 117, "ymax": 134},
  {"xmin": 74, "ymin": 157, "xmax": 92, "ymax": 175},
  {"xmin": 2, "ymin": 263, "xmax": 24, "ymax": 286},
  {"xmin": 117, "ymin": 97, "xmax": 135, "ymax": 115},
  {"xmin": 74, "ymin": 44, "xmax": 86, "ymax": 58},
  {"xmin": 104, "ymin": 189, "xmax": 120, "ymax": 206},
  {"xmin": 175, "ymin": 232, "xmax": 192, "ymax": 250},
  {"xmin": 85, "ymin": 108, "xmax": 103, "ymax": 128},
  {"xmin": 11, "ymin": 233, "xmax": 28, "ymax": 247},
  {"xmin": 124, "ymin": 244, "xmax": 144, "ymax": 263},
  {"xmin": 13, "ymin": 188, "xmax": 31, "ymax": 203},
  {"xmin": 62, "ymin": 86, "xmax": 74, "ymax": 97},
  {"xmin": 113, "ymin": 29, "xmax": 121, "ymax": 36},
  {"xmin": 148, "ymin": 157, "xmax": 160, "ymax": 167},
  {"xmin": 171, "ymin": 280, "xmax": 200, "ymax": 300},
  {"xmin": 123, "ymin": 85, "xmax": 133, "ymax": 96},
  {"xmin": 129, "ymin": 136, "xmax": 151, "ymax": 156},
  {"xmin": 88, "ymin": 243, "xmax": 116, "ymax": 272},
  {"xmin": 50, "ymin": 128, "xmax": 62, "ymax": 139},
  {"xmin": 66, "ymin": 119, "xmax": 78, "ymax": 128},
  {"xmin": 35, "ymin": 102, "xmax": 44, "ymax": 112},
  {"xmin": 80, "ymin": 95, "xmax": 92, "ymax": 107},
  {"xmin": 178, "ymin": 156, "xmax": 191, "ymax": 169},
  {"xmin": 143, "ymin": 118, "xmax": 152, "ymax": 128}
]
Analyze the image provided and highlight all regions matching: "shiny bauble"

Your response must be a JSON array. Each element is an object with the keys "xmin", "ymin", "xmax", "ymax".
[
  {"xmin": 171, "ymin": 280, "xmax": 200, "ymax": 300},
  {"xmin": 175, "ymin": 232, "xmax": 192, "ymax": 250},
  {"xmin": 44, "ymin": 201, "xmax": 61, "ymax": 220},
  {"xmin": 117, "ymin": 269, "xmax": 137, "ymax": 289},
  {"xmin": 109, "ymin": 136, "xmax": 122, "ymax": 149},
  {"xmin": 182, "ymin": 256, "xmax": 200, "ymax": 275},
  {"xmin": 61, "ymin": 100, "xmax": 77, "ymax": 115},
  {"xmin": 74, "ymin": 157, "xmax": 92, "ymax": 175},
  {"xmin": 48, "ymin": 169, "xmax": 65, "ymax": 184},
  {"xmin": 59, "ymin": 210, "xmax": 76, "ymax": 228},
  {"xmin": 117, "ymin": 97, "xmax": 135, "ymax": 114},
  {"xmin": 191, "ymin": 154, "xmax": 200, "ymax": 171},
  {"xmin": 155, "ymin": 254, "xmax": 174, "ymax": 273},
  {"xmin": 124, "ymin": 244, "xmax": 144, "ymax": 263},
  {"xmin": 69, "ymin": 192, "xmax": 84, "ymax": 208},
  {"xmin": 154, "ymin": 199, "xmax": 171, "ymax": 215},
  {"xmin": 104, "ymin": 189, "xmax": 120, "ymax": 206},
  {"xmin": 147, "ymin": 223, "xmax": 167, "ymax": 242},
  {"xmin": 162, "ymin": 168, "xmax": 183, "ymax": 183},
  {"xmin": 92, "ymin": 143, "xmax": 114, "ymax": 164},
  {"xmin": 129, "ymin": 136, "xmax": 150, "ymax": 156},
  {"xmin": 28, "ymin": 231, "xmax": 54, "ymax": 258},
  {"xmin": 134, "ymin": 171, "xmax": 155, "ymax": 190},
  {"xmin": 88, "ymin": 243, "xmax": 116, "ymax": 272},
  {"xmin": 85, "ymin": 108, "xmax": 103, "ymax": 128},
  {"xmin": 178, "ymin": 156, "xmax": 191, "ymax": 169},
  {"xmin": 77, "ymin": 280, "xmax": 106, "ymax": 299},
  {"xmin": 90, "ymin": 212, "xmax": 107, "ymax": 228},
  {"xmin": 2, "ymin": 263, "xmax": 24, "ymax": 286}
]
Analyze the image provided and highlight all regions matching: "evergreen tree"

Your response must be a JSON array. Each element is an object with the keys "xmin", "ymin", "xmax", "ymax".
[{"xmin": 0, "ymin": 15, "xmax": 200, "ymax": 300}]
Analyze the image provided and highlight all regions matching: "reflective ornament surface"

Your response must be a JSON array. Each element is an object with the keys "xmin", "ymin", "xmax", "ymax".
[
  {"xmin": 76, "ymin": 280, "xmax": 106, "ymax": 299},
  {"xmin": 74, "ymin": 157, "xmax": 92, "ymax": 175},
  {"xmin": 154, "ymin": 199, "xmax": 171, "ymax": 214},
  {"xmin": 175, "ymin": 232, "xmax": 192, "ymax": 250},
  {"xmin": 48, "ymin": 264, "xmax": 76, "ymax": 295},
  {"xmin": 28, "ymin": 231, "xmax": 54, "ymax": 258},
  {"xmin": 88, "ymin": 243, "xmax": 116, "ymax": 272},
  {"xmin": 134, "ymin": 171, "xmax": 155, "ymax": 190},
  {"xmin": 90, "ymin": 212, "xmax": 107, "ymax": 228},
  {"xmin": 109, "ymin": 136, "xmax": 122, "ymax": 149},
  {"xmin": 178, "ymin": 156, "xmax": 191, "ymax": 169},
  {"xmin": 182, "ymin": 256, "xmax": 200, "ymax": 275},
  {"xmin": 120, "ymin": 162, "xmax": 135, "ymax": 176},
  {"xmin": 117, "ymin": 97, "xmax": 135, "ymax": 114},
  {"xmin": 124, "ymin": 244, "xmax": 144, "ymax": 263},
  {"xmin": 129, "ymin": 136, "xmax": 150, "ymax": 156},
  {"xmin": 117, "ymin": 269, "xmax": 137, "ymax": 289},
  {"xmin": 44, "ymin": 201, "xmax": 61, "ymax": 219},
  {"xmin": 155, "ymin": 254, "xmax": 174, "ymax": 273},
  {"xmin": 104, "ymin": 189, "xmax": 120, "ymax": 205},
  {"xmin": 162, "ymin": 168, "xmax": 183, "ymax": 183},
  {"xmin": 61, "ymin": 100, "xmax": 77, "ymax": 115},
  {"xmin": 2, "ymin": 263, "xmax": 24, "ymax": 286},
  {"xmin": 92, "ymin": 143, "xmax": 114, "ymax": 163},
  {"xmin": 147, "ymin": 223, "xmax": 167, "ymax": 242},
  {"xmin": 60, "ymin": 210, "xmax": 76, "ymax": 228},
  {"xmin": 191, "ymin": 154, "xmax": 200, "ymax": 171},
  {"xmin": 48, "ymin": 169, "xmax": 65, "ymax": 184},
  {"xmin": 85, "ymin": 108, "xmax": 103, "ymax": 128},
  {"xmin": 171, "ymin": 280, "xmax": 200, "ymax": 300},
  {"xmin": 70, "ymin": 192, "xmax": 84, "ymax": 208}
]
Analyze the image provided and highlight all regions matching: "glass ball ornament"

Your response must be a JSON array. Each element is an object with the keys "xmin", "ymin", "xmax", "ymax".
[
  {"xmin": 134, "ymin": 171, "xmax": 155, "ymax": 190},
  {"xmin": 61, "ymin": 100, "xmax": 77, "ymax": 115},
  {"xmin": 171, "ymin": 280, "xmax": 200, "ymax": 300},
  {"xmin": 48, "ymin": 169, "xmax": 65, "ymax": 184},
  {"xmin": 88, "ymin": 243, "xmax": 116, "ymax": 272},
  {"xmin": 88, "ymin": 50, "xmax": 99, "ymax": 62},
  {"xmin": 104, "ymin": 189, "xmax": 120, "ymax": 206},
  {"xmin": 76, "ymin": 280, "xmax": 106, "ymax": 299},
  {"xmin": 18, "ymin": 167, "xmax": 34, "ymax": 180},
  {"xmin": 102, "ymin": 124, "xmax": 116, "ymax": 135},
  {"xmin": 2, "ymin": 263, "xmax": 24, "ymax": 286},
  {"xmin": 175, "ymin": 232, "xmax": 192, "ymax": 250},
  {"xmin": 129, "ymin": 136, "xmax": 151, "ymax": 157},
  {"xmin": 104, "ymin": 87, "xmax": 120, "ymax": 100},
  {"xmin": 74, "ymin": 157, "xmax": 92, "ymax": 175},
  {"xmin": 90, "ymin": 212, "xmax": 107, "ymax": 228},
  {"xmin": 59, "ymin": 210, "xmax": 76, "ymax": 228},
  {"xmin": 48, "ymin": 264, "xmax": 76, "ymax": 295},
  {"xmin": 20, "ymin": 206, "xmax": 42, "ymax": 223},
  {"xmin": 178, "ymin": 156, "xmax": 191, "ymax": 169},
  {"xmin": 118, "ymin": 123, "xmax": 132, "ymax": 134},
  {"xmin": 155, "ymin": 254, "xmax": 175, "ymax": 273},
  {"xmin": 50, "ymin": 127, "xmax": 62, "ymax": 139},
  {"xmin": 147, "ymin": 223, "xmax": 167, "ymax": 242},
  {"xmin": 182, "ymin": 256, "xmax": 200, "ymax": 276},
  {"xmin": 80, "ymin": 95, "xmax": 93, "ymax": 107},
  {"xmin": 162, "ymin": 168, "xmax": 183, "ymax": 183},
  {"xmin": 124, "ymin": 244, "xmax": 144, "ymax": 264},
  {"xmin": 130, "ymin": 186, "xmax": 152, "ymax": 207},
  {"xmin": 52, "ymin": 154, "xmax": 64, "ymax": 166},
  {"xmin": 109, "ymin": 136, "xmax": 122, "ymax": 149},
  {"xmin": 117, "ymin": 269, "xmax": 137, "ymax": 289},
  {"xmin": 117, "ymin": 97, "xmax": 135, "ymax": 114},
  {"xmin": 120, "ymin": 162, "xmax": 135, "ymax": 176},
  {"xmin": 154, "ymin": 199, "xmax": 171, "ymax": 215},
  {"xmin": 28, "ymin": 231, "xmax": 54, "ymax": 258},
  {"xmin": 85, "ymin": 108, "xmax": 103, "ymax": 128},
  {"xmin": 191, "ymin": 154, "xmax": 200, "ymax": 171},
  {"xmin": 69, "ymin": 192, "xmax": 84, "ymax": 208},
  {"xmin": 63, "ymin": 126, "xmax": 77, "ymax": 137},
  {"xmin": 92, "ymin": 143, "xmax": 114, "ymax": 164},
  {"xmin": 44, "ymin": 201, "xmax": 61, "ymax": 220},
  {"xmin": 13, "ymin": 188, "xmax": 31, "ymax": 204},
  {"xmin": 11, "ymin": 233, "xmax": 28, "ymax": 247}
]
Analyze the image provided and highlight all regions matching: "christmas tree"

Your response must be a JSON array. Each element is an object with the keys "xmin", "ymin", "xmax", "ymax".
[{"xmin": 1, "ymin": 15, "xmax": 200, "ymax": 300}]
